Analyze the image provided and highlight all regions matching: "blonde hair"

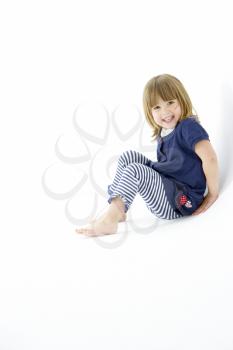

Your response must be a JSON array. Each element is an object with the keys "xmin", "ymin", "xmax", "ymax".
[{"xmin": 142, "ymin": 73, "xmax": 199, "ymax": 142}]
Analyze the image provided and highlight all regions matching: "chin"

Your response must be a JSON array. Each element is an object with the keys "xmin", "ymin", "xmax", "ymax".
[{"xmin": 163, "ymin": 123, "xmax": 176, "ymax": 129}]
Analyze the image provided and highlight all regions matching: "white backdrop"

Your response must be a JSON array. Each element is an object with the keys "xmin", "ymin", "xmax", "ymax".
[{"xmin": 1, "ymin": 0, "xmax": 233, "ymax": 349}]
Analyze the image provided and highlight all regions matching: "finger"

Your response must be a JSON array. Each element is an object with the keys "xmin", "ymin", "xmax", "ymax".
[
  {"xmin": 193, "ymin": 206, "xmax": 203, "ymax": 214},
  {"xmin": 192, "ymin": 207, "xmax": 205, "ymax": 215},
  {"xmin": 192, "ymin": 204, "xmax": 209, "ymax": 215},
  {"xmin": 192, "ymin": 197, "xmax": 213, "ymax": 215}
]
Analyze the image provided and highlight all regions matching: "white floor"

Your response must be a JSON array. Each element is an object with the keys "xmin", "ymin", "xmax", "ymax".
[
  {"xmin": 1, "ymin": 178, "xmax": 233, "ymax": 350},
  {"xmin": 1, "ymin": 0, "xmax": 233, "ymax": 349}
]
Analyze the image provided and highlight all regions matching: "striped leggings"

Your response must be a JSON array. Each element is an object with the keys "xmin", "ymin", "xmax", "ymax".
[{"xmin": 107, "ymin": 150, "xmax": 182, "ymax": 220}]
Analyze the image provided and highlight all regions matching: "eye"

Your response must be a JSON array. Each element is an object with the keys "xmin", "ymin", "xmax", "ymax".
[
  {"xmin": 168, "ymin": 100, "xmax": 174, "ymax": 104},
  {"xmin": 153, "ymin": 106, "xmax": 160, "ymax": 110}
]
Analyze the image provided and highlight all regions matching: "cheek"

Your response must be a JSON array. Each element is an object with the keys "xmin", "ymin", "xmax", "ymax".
[
  {"xmin": 174, "ymin": 105, "xmax": 181, "ymax": 114},
  {"xmin": 152, "ymin": 110, "xmax": 159, "ymax": 118}
]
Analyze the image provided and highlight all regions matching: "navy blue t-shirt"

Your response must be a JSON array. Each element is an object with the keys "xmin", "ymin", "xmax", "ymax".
[{"xmin": 148, "ymin": 116, "xmax": 210, "ymax": 216}]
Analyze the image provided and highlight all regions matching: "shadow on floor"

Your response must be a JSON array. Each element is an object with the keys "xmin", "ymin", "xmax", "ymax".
[{"xmin": 218, "ymin": 80, "xmax": 233, "ymax": 194}]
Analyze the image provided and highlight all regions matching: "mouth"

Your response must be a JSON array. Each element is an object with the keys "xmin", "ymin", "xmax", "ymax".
[{"xmin": 163, "ymin": 115, "xmax": 174, "ymax": 122}]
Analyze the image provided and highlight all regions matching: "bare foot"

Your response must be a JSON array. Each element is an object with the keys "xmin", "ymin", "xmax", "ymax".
[
  {"xmin": 75, "ymin": 217, "xmax": 118, "ymax": 236},
  {"xmin": 90, "ymin": 211, "xmax": 127, "ymax": 224}
]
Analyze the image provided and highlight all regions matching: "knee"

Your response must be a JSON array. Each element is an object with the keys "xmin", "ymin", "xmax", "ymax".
[
  {"xmin": 119, "ymin": 149, "xmax": 137, "ymax": 163},
  {"xmin": 119, "ymin": 149, "xmax": 131, "ymax": 158},
  {"xmin": 118, "ymin": 150, "xmax": 129, "ymax": 165},
  {"xmin": 124, "ymin": 162, "xmax": 141, "ymax": 178}
]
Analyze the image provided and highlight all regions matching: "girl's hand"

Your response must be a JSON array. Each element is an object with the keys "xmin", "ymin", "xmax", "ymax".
[{"xmin": 191, "ymin": 193, "xmax": 219, "ymax": 216}]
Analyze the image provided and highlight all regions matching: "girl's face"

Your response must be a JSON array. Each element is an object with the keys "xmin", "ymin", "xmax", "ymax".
[{"xmin": 151, "ymin": 96, "xmax": 182, "ymax": 129}]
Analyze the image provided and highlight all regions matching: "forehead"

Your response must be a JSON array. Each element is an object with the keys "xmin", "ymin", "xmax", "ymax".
[
  {"xmin": 149, "ymin": 89, "xmax": 177, "ymax": 107},
  {"xmin": 156, "ymin": 96, "xmax": 173, "ymax": 103},
  {"xmin": 149, "ymin": 79, "xmax": 176, "ymax": 104},
  {"xmin": 152, "ymin": 95, "xmax": 176, "ymax": 106}
]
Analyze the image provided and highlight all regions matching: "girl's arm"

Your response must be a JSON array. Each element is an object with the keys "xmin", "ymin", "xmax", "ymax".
[{"xmin": 192, "ymin": 140, "xmax": 220, "ymax": 215}]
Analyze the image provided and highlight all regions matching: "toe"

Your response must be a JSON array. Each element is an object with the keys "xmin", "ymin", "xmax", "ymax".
[
  {"xmin": 85, "ymin": 228, "xmax": 95, "ymax": 235},
  {"xmin": 75, "ymin": 229, "xmax": 84, "ymax": 234}
]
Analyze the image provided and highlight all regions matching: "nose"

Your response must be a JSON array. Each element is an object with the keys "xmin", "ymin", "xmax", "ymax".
[{"xmin": 161, "ymin": 106, "xmax": 171, "ymax": 117}]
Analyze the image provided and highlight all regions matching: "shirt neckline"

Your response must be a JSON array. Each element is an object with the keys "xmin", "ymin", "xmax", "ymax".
[
  {"xmin": 160, "ymin": 127, "xmax": 175, "ymax": 137},
  {"xmin": 159, "ymin": 127, "xmax": 176, "ymax": 141},
  {"xmin": 158, "ymin": 116, "xmax": 197, "ymax": 142}
]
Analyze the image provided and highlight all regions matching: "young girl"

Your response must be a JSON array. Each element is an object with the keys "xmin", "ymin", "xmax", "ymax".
[{"xmin": 75, "ymin": 73, "xmax": 219, "ymax": 237}]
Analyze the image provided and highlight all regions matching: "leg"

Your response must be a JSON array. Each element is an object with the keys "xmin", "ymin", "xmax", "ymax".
[
  {"xmin": 75, "ymin": 151, "xmax": 180, "ymax": 236},
  {"xmin": 108, "ymin": 162, "xmax": 182, "ymax": 220},
  {"xmin": 75, "ymin": 150, "xmax": 145, "ymax": 236},
  {"xmin": 75, "ymin": 150, "xmax": 152, "ymax": 236},
  {"xmin": 75, "ymin": 196, "xmax": 125, "ymax": 236},
  {"xmin": 107, "ymin": 150, "xmax": 153, "ymax": 201}
]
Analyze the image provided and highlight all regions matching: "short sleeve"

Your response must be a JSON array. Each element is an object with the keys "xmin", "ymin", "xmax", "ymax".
[{"xmin": 180, "ymin": 118, "xmax": 210, "ymax": 151}]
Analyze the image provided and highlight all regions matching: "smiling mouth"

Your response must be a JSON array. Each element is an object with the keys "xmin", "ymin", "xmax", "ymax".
[{"xmin": 163, "ymin": 115, "xmax": 174, "ymax": 122}]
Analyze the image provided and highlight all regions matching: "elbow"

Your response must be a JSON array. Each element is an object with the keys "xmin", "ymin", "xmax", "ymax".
[{"xmin": 202, "ymin": 154, "xmax": 219, "ymax": 165}]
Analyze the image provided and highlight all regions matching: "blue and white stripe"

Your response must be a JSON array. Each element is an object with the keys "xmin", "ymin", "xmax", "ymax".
[{"xmin": 107, "ymin": 150, "xmax": 182, "ymax": 220}]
